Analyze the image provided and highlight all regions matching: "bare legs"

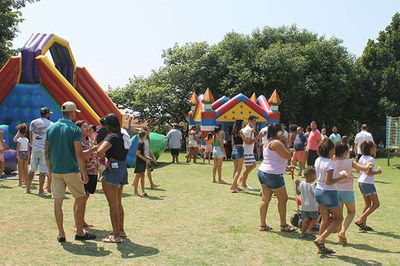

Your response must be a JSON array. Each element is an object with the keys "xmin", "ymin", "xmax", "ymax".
[
  {"xmin": 212, "ymin": 157, "xmax": 224, "ymax": 183},
  {"xmin": 259, "ymin": 185, "xmax": 290, "ymax": 229},
  {"xmin": 54, "ymin": 195, "xmax": 86, "ymax": 238},
  {"xmin": 231, "ymin": 158, "xmax": 244, "ymax": 192},
  {"xmin": 314, "ymin": 206, "xmax": 343, "ymax": 250},
  {"xmin": 338, "ymin": 202, "xmax": 355, "ymax": 240},
  {"xmin": 355, "ymin": 194, "xmax": 380, "ymax": 226},
  {"xmin": 240, "ymin": 163, "xmax": 256, "ymax": 188},
  {"xmin": 102, "ymin": 181, "xmax": 123, "ymax": 238}
]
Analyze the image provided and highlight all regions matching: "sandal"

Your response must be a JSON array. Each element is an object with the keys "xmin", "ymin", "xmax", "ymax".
[
  {"xmin": 338, "ymin": 234, "xmax": 347, "ymax": 244},
  {"xmin": 141, "ymin": 192, "xmax": 148, "ymax": 197},
  {"xmin": 218, "ymin": 180, "xmax": 227, "ymax": 184},
  {"xmin": 230, "ymin": 189, "xmax": 239, "ymax": 193},
  {"xmin": 102, "ymin": 235, "xmax": 122, "ymax": 243},
  {"xmin": 259, "ymin": 225, "xmax": 273, "ymax": 231},
  {"xmin": 354, "ymin": 222, "xmax": 369, "ymax": 231},
  {"xmin": 280, "ymin": 224, "xmax": 297, "ymax": 232},
  {"xmin": 313, "ymin": 240, "xmax": 335, "ymax": 254}
]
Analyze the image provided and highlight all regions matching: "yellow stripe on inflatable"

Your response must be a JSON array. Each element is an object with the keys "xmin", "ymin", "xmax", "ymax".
[
  {"xmin": 40, "ymin": 35, "xmax": 77, "ymax": 68},
  {"xmin": 36, "ymin": 55, "xmax": 100, "ymax": 122}
]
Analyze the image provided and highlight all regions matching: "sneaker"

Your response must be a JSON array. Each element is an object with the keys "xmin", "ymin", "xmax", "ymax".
[
  {"xmin": 75, "ymin": 232, "xmax": 96, "ymax": 241},
  {"xmin": 246, "ymin": 185, "xmax": 254, "ymax": 190}
]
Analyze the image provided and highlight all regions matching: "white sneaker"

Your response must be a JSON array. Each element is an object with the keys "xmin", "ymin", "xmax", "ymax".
[{"xmin": 246, "ymin": 185, "xmax": 254, "ymax": 190}]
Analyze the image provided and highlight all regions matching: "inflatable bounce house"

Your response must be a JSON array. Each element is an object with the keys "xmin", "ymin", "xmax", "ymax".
[
  {"xmin": 0, "ymin": 33, "xmax": 166, "ymax": 171},
  {"xmin": 188, "ymin": 88, "xmax": 281, "ymax": 146}
]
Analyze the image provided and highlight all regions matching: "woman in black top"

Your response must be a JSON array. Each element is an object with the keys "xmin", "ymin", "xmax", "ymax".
[
  {"xmin": 230, "ymin": 119, "xmax": 246, "ymax": 193},
  {"xmin": 97, "ymin": 113, "xmax": 129, "ymax": 243}
]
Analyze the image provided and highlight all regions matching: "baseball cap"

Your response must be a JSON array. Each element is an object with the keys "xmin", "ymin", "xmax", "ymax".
[
  {"xmin": 61, "ymin": 101, "xmax": 81, "ymax": 112},
  {"xmin": 40, "ymin": 107, "xmax": 53, "ymax": 115}
]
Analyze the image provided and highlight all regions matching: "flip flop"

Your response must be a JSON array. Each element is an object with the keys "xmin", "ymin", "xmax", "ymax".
[{"xmin": 102, "ymin": 235, "xmax": 122, "ymax": 243}]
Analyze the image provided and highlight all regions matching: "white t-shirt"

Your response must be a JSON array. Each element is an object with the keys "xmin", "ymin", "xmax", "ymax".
[
  {"xmin": 315, "ymin": 157, "xmax": 337, "ymax": 191},
  {"xmin": 30, "ymin": 117, "xmax": 52, "ymax": 150},
  {"xmin": 354, "ymin": 131, "xmax": 374, "ymax": 154},
  {"xmin": 17, "ymin": 137, "xmax": 29, "ymax": 152},
  {"xmin": 260, "ymin": 126, "xmax": 268, "ymax": 144},
  {"xmin": 241, "ymin": 125, "xmax": 254, "ymax": 154},
  {"xmin": 166, "ymin": 129, "xmax": 182, "ymax": 149},
  {"xmin": 358, "ymin": 155, "xmax": 375, "ymax": 184},
  {"xmin": 298, "ymin": 181, "xmax": 318, "ymax": 212}
]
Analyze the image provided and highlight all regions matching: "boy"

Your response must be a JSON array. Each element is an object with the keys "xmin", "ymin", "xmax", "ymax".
[
  {"xmin": 295, "ymin": 166, "xmax": 319, "ymax": 238},
  {"xmin": 133, "ymin": 132, "xmax": 150, "ymax": 197}
]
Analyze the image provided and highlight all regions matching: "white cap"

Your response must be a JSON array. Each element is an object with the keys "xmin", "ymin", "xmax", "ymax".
[{"xmin": 61, "ymin": 101, "xmax": 81, "ymax": 112}]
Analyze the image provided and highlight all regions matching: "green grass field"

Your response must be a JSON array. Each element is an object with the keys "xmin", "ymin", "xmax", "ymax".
[{"xmin": 0, "ymin": 153, "xmax": 399, "ymax": 265}]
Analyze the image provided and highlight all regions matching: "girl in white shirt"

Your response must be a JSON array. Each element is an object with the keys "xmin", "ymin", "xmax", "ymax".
[
  {"xmin": 354, "ymin": 140, "xmax": 382, "ymax": 231},
  {"xmin": 313, "ymin": 138, "xmax": 348, "ymax": 254},
  {"xmin": 16, "ymin": 124, "xmax": 30, "ymax": 187}
]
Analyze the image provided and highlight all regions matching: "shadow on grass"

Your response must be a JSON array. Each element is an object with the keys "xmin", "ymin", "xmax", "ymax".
[
  {"xmin": 374, "ymin": 180, "xmax": 391, "ymax": 184},
  {"xmin": 333, "ymin": 255, "xmax": 382, "ymax": 265},
  {"xmin": 151, "ymin": 161, "xmax": 170, "ymax": 169},
  {"xmin": 0, "ymin": 184, "xmax": 13, "ymax": 189},
  {"xmin": 117, "ymin": 237, "xmax": 160, "ymax": 259},
  {"xmin": 370, "ymin": 231, "xmax": 400, "ymax": 240},
  {"xmin": 61, "ymin": 241, "xmax": 112, "ymax": 257}
]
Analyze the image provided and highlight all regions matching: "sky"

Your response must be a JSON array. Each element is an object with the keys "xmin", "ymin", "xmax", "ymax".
[{"xmin": 12, "ymin": 0, "xmax": 400, "ymax": 90}]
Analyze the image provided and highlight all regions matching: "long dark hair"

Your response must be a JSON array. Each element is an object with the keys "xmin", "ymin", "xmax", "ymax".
[
  {"xmin": 267, "ymin": 123, "xmax": 282, "ymax": 139},
  {"xmin": 104, "ymin": 113, "xmax": 121, "ymax": 133},
  {"xmin": 232, "ymin": 119, "xmax": 244, "ymax": 137}
]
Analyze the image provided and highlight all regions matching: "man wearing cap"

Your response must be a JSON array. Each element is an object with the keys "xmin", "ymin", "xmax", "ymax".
[
  {"xmin": 45, "ymin": 101, "xmax": 95, "ymax": 242},
  {"xmin": 25, "ymin": 107, "xmax": 53, "ymax": 194}
]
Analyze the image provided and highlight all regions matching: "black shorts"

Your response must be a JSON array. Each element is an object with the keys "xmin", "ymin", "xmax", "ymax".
[
  {"xmin": 170, "ymin": 148, "xmax": 180, "ymax": 156},
  {"xmin": 134, "ymin": 162, "xmax": 146, "ymax": 174},
  {"xmin": 84, "ymin": 174, "xmax": 98, "ymax": 194},
  {"xmin": 307, "ymin": 150, "xmax": 318, "ymax": 166}
]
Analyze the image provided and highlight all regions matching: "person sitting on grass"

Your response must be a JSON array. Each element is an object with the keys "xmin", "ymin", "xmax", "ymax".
[
  {"xmin": 212, "ymin": 126, "xmax": 227, "ymax": 184},
  {"xmin": 334, "ymin": 141, "xmax": 372, "ymax": 244},
  {"xmin": 295, "ymin": 166, "xmax": 319, "ymax": 239},
  {"xmin": 133, "ymin": 132, "xmax": 151, "ymax": 197},
  {"xmin": 354, "ymin": 140, "xmax": 382, "ymax": 232}
]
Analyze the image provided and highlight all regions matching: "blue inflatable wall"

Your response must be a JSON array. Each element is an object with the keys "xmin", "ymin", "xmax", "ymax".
[{"xmin": 0, "ymin": 84, "xmax": 62, "ymax": 148}]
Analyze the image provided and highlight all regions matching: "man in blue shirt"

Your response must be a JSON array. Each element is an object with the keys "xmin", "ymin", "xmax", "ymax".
[
  {"xmin": 329, "ymin": 126, "xmax": 342, "ymax": 145},
  {"xmin": 45, "ymin": 101, "xmax": 95, "ymax": 242},
  {"xmin": 292, "ymin": 126, "xmax": 308, "ymax": 175}
]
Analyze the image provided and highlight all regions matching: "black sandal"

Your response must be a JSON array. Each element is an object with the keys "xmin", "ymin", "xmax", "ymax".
[
  {"xmin": 313, "ymin": 240, "xmax": 335, "ymax": 254},
  {"xmin": 354, "ymin": 222, "xmax": 369, "ymax": 231}
]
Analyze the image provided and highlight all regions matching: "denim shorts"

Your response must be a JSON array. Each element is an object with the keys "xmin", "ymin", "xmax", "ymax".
[
  {"xmin": 102, "ymin": 161, "xmax": 128, "ymax": 186},
  {"xmin": 316, "ymin": 188, "xmax": 339, "ymax": 209},
  {"xmin": 359, "ymin": 183, "xmax": 377, "ymax": 196},
  {"xmin": 213, "ymin": 146, "xmax": 224, "ymax": 159},
  {"xmin": 231, "ymin": 145, "xmax": 244, "ymax": 160},
  {"xmin": 337, "ymin": 191, "xmax": 355, "ymax": 204},
  {"xmin": 258, "ymin": 170, "xmax": 285, "ymax": 190},
  {"xmin": 300, "ymin": 211, "xmax": 319, "ymax": 220}
]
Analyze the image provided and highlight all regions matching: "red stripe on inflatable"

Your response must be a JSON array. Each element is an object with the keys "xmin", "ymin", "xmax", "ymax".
[
  {"xmin": 244, "ymin": 99, "xmax": 268, "ymax": 118},
  {"xmin": 37, "ymin": 60, "xmax": 98, "ymax": 125},
  {"xmin": 268, "ymin": 112, "xmax": 280, "ymax": 120},
  {"xmin": 200, "ymin": 112, "xmax": 216, "ymax": 119},
  {"xmin": 0, "ymin": 57, "xmax": 20, "ymax": 102},
  {"xmin": 75, "ymin": 67, "xmax": 121, "ymax": 120},
  {"xmin": 216, "ymin": 98, "xmax": 239, "ymax": 115}
]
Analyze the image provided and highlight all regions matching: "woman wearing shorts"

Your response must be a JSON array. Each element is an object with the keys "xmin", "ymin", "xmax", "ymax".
[
  {"xmin": 75, "ymin": 120, "xmax": 99, "ymax": 228},
  {"xmin": 230, "ymin": 119, "xmax": 245, "ymax": 193},
  {"xmin": 212, "ymin": 126, "xmax": 227, "ymax": 184},
  {"xmin": 97, "ymin": 113, "xmax": 130, "ymax": 243},
  {"xmin": 187, "ymin": 126, "xmax": 198, "ymax": 163},
  {"xmin": 257, "ymin": 123, "xmax": 296, "ymax": 232}
]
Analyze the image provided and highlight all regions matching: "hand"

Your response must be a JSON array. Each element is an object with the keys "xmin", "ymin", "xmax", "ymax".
[
  {"xmin": 377, "ymin": 169, "xmax": 382, "ymax": 175},
  {"xmin": 81, "ymin": 173, "xmax": 89, "ymax": 184}
]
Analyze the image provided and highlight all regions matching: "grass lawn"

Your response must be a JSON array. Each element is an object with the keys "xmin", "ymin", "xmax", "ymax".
[{"xmin": 0, "ymin": 153, "xmax": 399, "ymax": 265}]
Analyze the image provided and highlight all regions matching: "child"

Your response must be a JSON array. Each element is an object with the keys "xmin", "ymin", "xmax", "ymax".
[
  {"xmin": 0, "ymin": 129, "xmax": 8, "ymax": 179},
  {"xmin": 313, "ymin": 138, "xmax": 348, "ymax": 254},
  {"xmin": 212, "ymin": 126, "xmax": 227, "ymax": 184},
  {"xmin": 142, "ymin": 127, "xmax": 159, "ymax": 189},
  {"xmin": 16, "ymin": 124, "xmax": 30, "ymax": 187},
  {"xmin": 203, "ymin": 132, "xmax": 213, "ymax": 164},
  {"xmin": 295, "ymin": 166, "xmax": 318, "ymax": 238},
  {"xmin": 354, "ymin": 140, "xmax": 382, "ymax": 231},
  {"xmin": 133, "ymin": 132, "xmax": 150, "ymax": 197},
  {"xmin": 334, "ymin": 141, "xmax": 372, "ymax": 244}
]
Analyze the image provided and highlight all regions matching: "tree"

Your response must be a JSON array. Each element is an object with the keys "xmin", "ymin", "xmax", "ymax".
[
  {"xmin": 0, "ymin": 0, "xmax": 39, "ymax": 66},
  {"xmin": 359, "ymin": 12, "xmax": 400, "ymax": 140}
]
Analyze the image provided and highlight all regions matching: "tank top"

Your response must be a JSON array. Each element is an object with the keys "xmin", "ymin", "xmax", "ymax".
[
  {"xmin": 258, "ymin": 140, "xmax": 287, "ymax": 174},
  {"xmin": 233, "ymin": 135, "xmax": 243, "ymax": 145},
  {"xmin": 205, "ymin": 138, "xmax": 213, "ymax": 145},
  {"xmin": 213, "ymin": 136, "xmax": 221, "ymax": 147}
]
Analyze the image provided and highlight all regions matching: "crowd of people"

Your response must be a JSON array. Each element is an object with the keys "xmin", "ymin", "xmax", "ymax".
[
  {"xmin": 164, "ymin": 117, "xmax": 382, "ymax": 255},
  {"xmin": 2, "ymin": 104, "xmax": 383, "ymax": 254}
]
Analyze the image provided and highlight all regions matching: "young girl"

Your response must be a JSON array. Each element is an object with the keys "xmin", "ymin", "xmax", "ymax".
[
  {"xmin": 313, "ymin": 138, "xmax": 348, "ymax": 254},
  {"xmin": 187, "ymin": 126, "xmax": 198, "ymax": 163},
  {"xmin": 142, "ymin": 127, "xmax": 159, "ymax": 189},
  {"xmin": 354, "ymin": 140, "xmax": 382, "ymax": 231},
  {"xmin": 230, "ymin": 119, "xmax": 245, "ymax": 193},
  {"xmin": 334, "ymin": 141, "xmax": 372, "ymax": 244},
  {"xmin": 133, "ymin": 132, "xmax": 150, "ymax": 197},
  {"xmin": 212, "ymin": 126, "xmax": 226, "ymax": 184},
  {"xmin": 75, "ymin": 120, "xmax": 99, "ymax": 228},
  {"xmin": 203, "ymin": 132, "xmax": 213, "ymax": 164},
  {"xmin": 16, "ymin": 124, "xmax": 30, "ymax": 187},
  {"xmin": 0, "ymin": 129, "xmax": 8, "ymax": 179}
]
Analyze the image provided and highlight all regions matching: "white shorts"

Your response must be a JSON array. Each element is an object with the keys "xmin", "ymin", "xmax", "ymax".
[
  {"xmin": 30, "ymin": 149, "xmax": 48, "ymax": 173},
  {"xmin": 188, "ymin": 140, "xmax": 198, "ymax": 148},
  {"xmin": 205, "ymin": 144, "xmax": 212, "ymax": 152},
  {"xmin": 244, "ymin": 154, "xmax": 256, "ymax": 166}
]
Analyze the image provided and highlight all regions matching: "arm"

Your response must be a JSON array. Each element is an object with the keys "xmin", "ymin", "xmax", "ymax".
[
  {"xmin": 219, "ymin": 136, "xmax": 227, "ymax": 158},
  {"xmin": 16, "ymin": 142, "xmax": 21, "ymax": 161},
  {"xmin": 13, "ymin": 131, "xmax": 20, "ymax": 142},
  {"xmin": 82, "ymin": 144, "xmax": 98, "ymax": 160},
  {"xmin": 74, "ymin": 141, "xmax": 88, "ymax": 184},
  {"xmin": 45, "ymin": 141, "xmax": 52, "ymax": 174},
  {"xmin": 29, "ymin": 130, "xmax": 33, "ymax": 147},
  {"xmin": 271, "ymin": 140, "xmax": 291, "ymax": 160},
  {"xmin": 1, "ymin": 140, "xmax": 7, "ymax": 150},
  {"xmin": 352, "ymin": 161, "xmax": 372, "ymax": 172},
  {"xmin": 241, "ymin": 130, "xmax": 262, "ymax": 145},
  {"xmin": 295, "ymin": 180, "xmax": 301, "ymax": 195},
  {"xmin": 136, "ymin": 150, "xmax": 150, "ymax": 163},
  {"xmin": 325, "ymin": 169, "xmax": 348, "ymax": 185}
]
